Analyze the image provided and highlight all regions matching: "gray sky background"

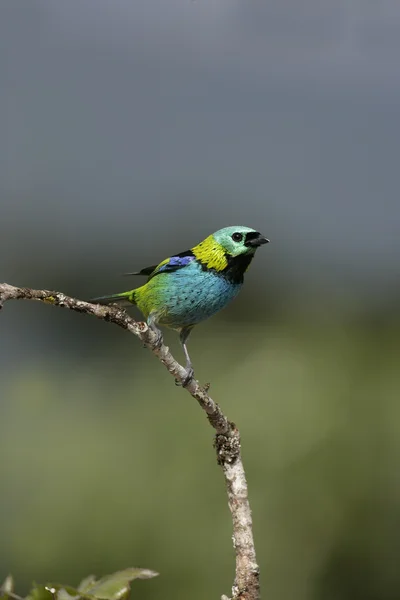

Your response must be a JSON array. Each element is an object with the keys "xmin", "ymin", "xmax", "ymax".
[
  {"xmin": 2, "ymin": 6, "xmax": 400, "ymax": 596},
  {"xmin": 1, "ymin": 1, "xmax": 400, "ymax": 300}
]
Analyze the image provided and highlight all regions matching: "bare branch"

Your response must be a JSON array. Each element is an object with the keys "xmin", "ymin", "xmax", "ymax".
[{"xmin": 0, "ymin": 282, "xmax": 260, "ymax": 600}]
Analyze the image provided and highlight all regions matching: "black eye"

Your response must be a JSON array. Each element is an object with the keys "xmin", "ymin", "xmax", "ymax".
[{"xmin": 232, "ymin": 232, "xmax": 243, "ymax": 242}]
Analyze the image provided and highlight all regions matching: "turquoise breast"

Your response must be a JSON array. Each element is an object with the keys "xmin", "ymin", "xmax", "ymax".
[{"xmin": 151, "ymin": 261, "xmax": 242, "ymax": 328}]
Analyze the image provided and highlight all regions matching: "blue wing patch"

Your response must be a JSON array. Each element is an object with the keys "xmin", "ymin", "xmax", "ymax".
[
  {"xmin": 123, "ymin": 250, "xmax": 195, "ymax": 278},
  {"xmin": 158, "ymin": 255, "xmax": 194, "ymax": 271},
  {"xmin": 151, "ymin": 254, "xmax": 195, "ymax": 277}
]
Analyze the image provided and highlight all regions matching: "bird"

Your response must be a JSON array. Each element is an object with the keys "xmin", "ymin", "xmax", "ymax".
[{"xmin": 91, "ymin": 226, "xmax": 269, "ymax": 385}]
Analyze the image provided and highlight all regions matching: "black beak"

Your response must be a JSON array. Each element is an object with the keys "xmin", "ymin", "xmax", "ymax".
[{"xmin": 244, "ymin": 231, "xmax": 270, "ymax": 248}]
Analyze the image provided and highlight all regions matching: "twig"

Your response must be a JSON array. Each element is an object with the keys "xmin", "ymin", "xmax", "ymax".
[{"xmin": 0, "ymin": 282, "xmax": 260, "ymax": 600}]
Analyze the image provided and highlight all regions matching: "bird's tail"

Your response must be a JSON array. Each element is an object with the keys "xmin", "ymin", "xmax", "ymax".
[{"xmin": 90, "ymin": 290, "xmax": 137, "ymax": 306}]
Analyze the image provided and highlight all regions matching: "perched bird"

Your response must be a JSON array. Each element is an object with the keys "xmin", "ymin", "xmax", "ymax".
[{"xmin": 92, "ymin": 226, "xmax": 269, "ymax": 385}]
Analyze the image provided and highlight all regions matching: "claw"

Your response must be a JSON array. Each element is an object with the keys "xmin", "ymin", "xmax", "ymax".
[
  {"xmin": 182, "ymin": 366, "xmax": 194, "ymax": 387},
  {"xmin": 147, "ymin": 314, "xmax": 163, "ymax": 349},
  {"xmin": 175, "ymin": 366, "xmax": 195, "ymax": 387},
  {"xmin": 153, "ymin": 328, "xmax": 163, "ymax": 349}
]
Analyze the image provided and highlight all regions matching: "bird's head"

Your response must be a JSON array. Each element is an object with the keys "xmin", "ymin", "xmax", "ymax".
[
  {"xmin": 191, "ymin": 226, "xmax": 269, "ymax": 277},
  {"xmin": 212, "ymin": 226, "xmax": 269, "ymax": 257}
]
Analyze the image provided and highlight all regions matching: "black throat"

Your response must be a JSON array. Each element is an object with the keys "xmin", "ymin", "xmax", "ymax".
[{"xmin": 221, "ymin": 253, "xmax": 254, "ymax": 284}]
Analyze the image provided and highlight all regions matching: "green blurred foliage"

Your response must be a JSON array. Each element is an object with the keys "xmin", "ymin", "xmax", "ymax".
[
  {"xmin": 0, "ymin": 568, "xmax": 157, "ymax": 600},
  {"xmin": 1, "ymin": 311, "xmax": 400, "ymax": 600}
]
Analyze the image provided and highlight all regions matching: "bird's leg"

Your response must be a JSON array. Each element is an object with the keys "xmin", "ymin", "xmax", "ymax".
[
  {"xmin": 176, "ymin": 326, "xmax": 194, "ymax": 387},
  {"xmin": 147, "ymin": 314, "xmax": 163, "ymax": 349}
]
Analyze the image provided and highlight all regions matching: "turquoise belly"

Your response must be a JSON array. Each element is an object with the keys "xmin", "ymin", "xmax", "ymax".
[{"xmin": 140, "ymin": 264, "xmax": 242, "ymax": 328}]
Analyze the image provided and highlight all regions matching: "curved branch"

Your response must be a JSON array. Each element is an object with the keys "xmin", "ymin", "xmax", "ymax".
[{"xmin": 0, "ymin": 282, "xmax": 260, "ymax": 600}]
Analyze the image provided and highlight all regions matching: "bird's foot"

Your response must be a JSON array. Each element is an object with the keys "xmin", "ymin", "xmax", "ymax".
[
  {"xmin": 175, "ymin": 366, "xmax": 195, "ymax": 388},
  {"xmin": 151, "ymin": 328, "xmax": 163, "ymax": 349}
]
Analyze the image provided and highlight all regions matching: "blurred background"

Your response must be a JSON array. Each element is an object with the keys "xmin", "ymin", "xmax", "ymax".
[{"xmin": 1, "ymin": 1, "xmax": 400, "ymax": 599}]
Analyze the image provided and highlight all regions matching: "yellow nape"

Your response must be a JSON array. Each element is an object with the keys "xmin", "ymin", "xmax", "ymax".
[{"xmin": 192, "ymin": 235, "xmax": 228, "ymax": 271}]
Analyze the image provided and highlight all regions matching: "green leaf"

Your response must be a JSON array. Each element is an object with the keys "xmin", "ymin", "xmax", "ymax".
[
  {"xmin": 25, "ymin": 568, "xmax": 158, "ymax": 600},
  {"xmin": 43, "ymin": 585, "xmax": 90, "ymax": 600},
  {"xmin": 26, "ymin": 584, "xmax": 55, "ymax": 600},
  {"xmin": 56, "ymin": 589, "xmax": 78, "ymax": 600},
  {"xmin": 27, "ymin": 584, "xmax": 87, "ymax": 600},
  {"xmin": 83, "ymin": 568, "xmax": 159, "ymax": 600},
  {"xmin": 0, "ymin": 575, "xmax": 14, "ymax": 594},
  {"xmin": 77, "ymin": 577, "xmax": 97, "ymax": 594}
]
